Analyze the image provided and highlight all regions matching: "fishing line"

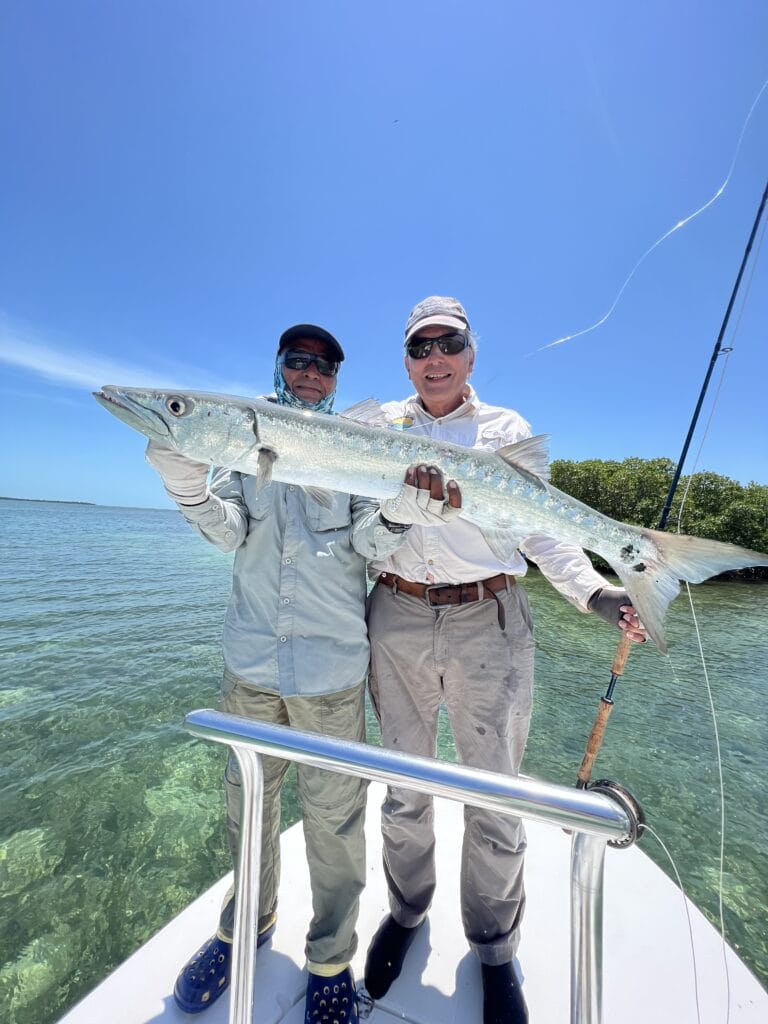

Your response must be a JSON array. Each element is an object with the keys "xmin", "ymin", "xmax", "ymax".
[
  {"xmin": 670, "ymin": 446, "xmax": 733, "ymax": 1019},
  {"xmin": 643, "ymin": 191, "xmax": 768, "ymax": 1023},
  {"xmin": 673, "ymin": 346, "xmax": 732, "ymax": 529},
  {"xmin": 641, "ymin": 819, "xmax": 704, "ymax": 1023},
  {"xmin": 530, "ymin": 75, "xmax": 768, "ymax": 355},
  {"xmin": 673, "ymin": 207, "xmax": 767, "ymax": 528},
  {"xmin": 666, "ymin": 281, "xmax": 767, "ymax": 1024},
  {"xmin": 679, "ymin": 591, "xmax": 733, "ymax": 1024}
]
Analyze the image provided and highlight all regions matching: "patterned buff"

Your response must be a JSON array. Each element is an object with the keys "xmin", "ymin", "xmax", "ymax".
[{"xmin": 273, "ymin": 358, "xmax": 337, "ymax": 414}]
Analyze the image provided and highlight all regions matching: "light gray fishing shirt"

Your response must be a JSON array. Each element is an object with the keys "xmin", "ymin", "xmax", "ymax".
[{"xmin": 180, "ymin": 471, "xmax": 403, "ymax": 696}]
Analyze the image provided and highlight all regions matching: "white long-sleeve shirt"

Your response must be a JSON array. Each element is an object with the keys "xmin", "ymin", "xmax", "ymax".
[{"xmin": 371, "ymin": 388, "xmax": 608, "ymax": 612}]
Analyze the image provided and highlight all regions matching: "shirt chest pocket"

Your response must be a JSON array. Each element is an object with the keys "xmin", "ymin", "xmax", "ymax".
[
  {"xmin": 242, "ymin": 479, "xmax": 274, "ymax": 522},
  {"xmin": 304, "ymin": 492, "xmax": 352, "ymax": 532},
  {"xmin": 478, "ymin": 428, "xmax": 509, "ymax": 452}
]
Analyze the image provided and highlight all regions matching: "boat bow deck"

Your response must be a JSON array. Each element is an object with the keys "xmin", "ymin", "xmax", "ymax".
[{"xmin": 57, "ymin": 782, "xmax": 767, "ymax": 1023}]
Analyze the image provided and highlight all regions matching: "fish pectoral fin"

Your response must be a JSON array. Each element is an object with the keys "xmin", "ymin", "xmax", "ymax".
[
  {"xmin": 478, "ymin": 527, "xmax": 520, "ymax": 564},
  {"xmin": 338, "ymin": 398, "xmax": 390, "ymax": 427},
  {"xmin": 256, "ymin": 448, "xmax": 277, "ymax": 492},
  {"xmin": 304, "ymin": 487, "xmax": 335, "ymax": 509},
  {"xmin": 496, "ymin": 435, "xmax": 551, "ymax": 481}
]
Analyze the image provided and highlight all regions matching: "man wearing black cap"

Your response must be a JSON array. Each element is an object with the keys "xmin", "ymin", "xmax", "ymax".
[
  {"xmin": 146, "ymin": 325, "xmax": 408, "ymax": 1022},
  {"xmin": 363, "ymin": 297, "xmax": 647, "ymax": 1023}
]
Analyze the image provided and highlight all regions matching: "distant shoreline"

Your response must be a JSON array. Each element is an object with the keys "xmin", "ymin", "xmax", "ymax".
[
  {"xmin": 0, "ymin": 495, "xmax": 96, "ymax": 506},
  {"xmin": 1, "ymin": 496, "xmax": 174, "ymax": 512}
]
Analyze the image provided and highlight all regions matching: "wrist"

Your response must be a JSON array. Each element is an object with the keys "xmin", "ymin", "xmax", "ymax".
[{"xmin": 165, "ymin": 485, "xmax": 209, "ymax": 506}]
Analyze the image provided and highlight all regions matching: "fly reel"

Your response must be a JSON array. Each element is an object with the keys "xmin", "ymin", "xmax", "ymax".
[{"xmin": 587, "ymin": 779, "xmax": 645, "ymax": 849}]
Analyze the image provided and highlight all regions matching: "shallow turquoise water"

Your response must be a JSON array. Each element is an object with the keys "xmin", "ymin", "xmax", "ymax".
[{"xmin": 0, "ymin": 499, "xmax": 766, "ymax": 1023}]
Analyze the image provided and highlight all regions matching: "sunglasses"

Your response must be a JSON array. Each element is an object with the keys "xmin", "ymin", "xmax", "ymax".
[
  {"xmin": 279, "ymin": 350, "xmax": 339, "ymax": 377},
  {"xmin": 406, "ymin": 332, "xmax": 469, "ymax": 359}
]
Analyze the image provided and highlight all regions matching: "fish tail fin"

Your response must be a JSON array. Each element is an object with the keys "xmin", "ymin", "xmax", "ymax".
[{"xmin": 611, "ymin": 530, "xmax": 768, "ymax": 656}]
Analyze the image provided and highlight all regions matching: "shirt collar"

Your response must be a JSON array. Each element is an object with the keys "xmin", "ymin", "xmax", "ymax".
[{"xmin": 407, "ymin": 385, "xmax": 480, "ymax": 423}]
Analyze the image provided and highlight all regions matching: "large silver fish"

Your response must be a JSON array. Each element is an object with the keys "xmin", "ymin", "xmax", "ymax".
[{"xmin": 94, "ymin": 385, "xmax": 768, "ymax": 654}]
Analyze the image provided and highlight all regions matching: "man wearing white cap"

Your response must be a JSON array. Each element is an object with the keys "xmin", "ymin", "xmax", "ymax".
[{"xmin": 363, "ymin": 297, "xmax": 647, "ymax": 1023}]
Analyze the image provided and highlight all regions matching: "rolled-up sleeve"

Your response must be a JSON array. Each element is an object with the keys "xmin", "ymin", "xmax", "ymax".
[{"xmin": 520, "ymin": 534, "xmax": 606, "ymax": 612}]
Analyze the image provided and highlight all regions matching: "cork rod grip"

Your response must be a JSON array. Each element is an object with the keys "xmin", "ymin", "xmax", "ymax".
[
  {"xmin": 611, "ymin": 632, "xmax": 633, "ymax": 676},
  {"xmin": 577, "ymin": 696, "xmax": 614, "ymax": 788}
]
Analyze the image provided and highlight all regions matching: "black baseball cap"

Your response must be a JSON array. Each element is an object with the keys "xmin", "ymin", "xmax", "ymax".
[{"xmin": 278, "ymin": 324, "xmax": 345, "ymax": 363}]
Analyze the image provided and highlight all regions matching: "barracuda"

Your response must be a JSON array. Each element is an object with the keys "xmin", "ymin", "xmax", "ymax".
[{"xmin": 94, "ymin": 385, "xmax": 768, "ymax": 654}]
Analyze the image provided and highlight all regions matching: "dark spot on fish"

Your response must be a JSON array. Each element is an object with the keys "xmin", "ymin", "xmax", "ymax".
[
  {"xmin": 479, "ymin": 663, "xmax": 486, "ymax": 670},
  {"xmin": 620, "ymin": 544, "xmax": 638, "ymax": 563},
  {"xmin": 632, "ymin": 563, "xmax": 646, "ymax": 573},
  {"xmin": 477, "ymin": 726, "xmax": 486, "ymax": 736}
]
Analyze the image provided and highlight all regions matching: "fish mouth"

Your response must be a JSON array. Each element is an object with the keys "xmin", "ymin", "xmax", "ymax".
[{"xmin": 93, "ymin": 386, "xmax": 171, "ymax": 440}]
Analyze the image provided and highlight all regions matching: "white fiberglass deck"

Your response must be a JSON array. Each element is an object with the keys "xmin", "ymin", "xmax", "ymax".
[{"xmin": 57, "ymin": 782, "xmax": 767, "ymax": 1024}]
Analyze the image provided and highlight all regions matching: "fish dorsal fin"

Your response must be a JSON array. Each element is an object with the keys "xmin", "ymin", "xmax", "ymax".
[
  {"xmin": 255, "ymin": 448, "xmax": 277, "ymax": 492},
  {"xmin": 495, "ymin": 434, "xmax": 551, "ymax": 481},
  {"xmin": 339, "ymin": 398, "xmax": 390, "ymax": 427}
]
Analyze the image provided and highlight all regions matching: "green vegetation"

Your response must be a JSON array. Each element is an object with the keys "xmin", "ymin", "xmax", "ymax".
[{"xmin": 550, "ymin": 457, "xmax": 768, "ymax": 579}]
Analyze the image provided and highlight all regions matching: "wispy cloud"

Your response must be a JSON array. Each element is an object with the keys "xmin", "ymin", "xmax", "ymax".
[
  {"xmin": 0, "ymin": 318, "xmax": 262, "ymax": 397},
  {"xmin": 0, "ymin": 382, "xmax": 87, "ymax": 409}
]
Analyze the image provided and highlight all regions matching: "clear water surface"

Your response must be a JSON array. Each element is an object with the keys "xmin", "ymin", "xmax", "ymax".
[{"xmin": 1, "ymin": 499, "xmax": 766, "ymax": 1023}]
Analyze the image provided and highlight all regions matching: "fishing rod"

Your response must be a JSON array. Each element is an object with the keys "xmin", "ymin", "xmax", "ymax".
[
  {"xmin": 575, "ymin": 177, "xmax": 768, "ymax": 812},
  {"xmin": 659, "ymin": 176, "xmax": 768, "ymax": 530}
]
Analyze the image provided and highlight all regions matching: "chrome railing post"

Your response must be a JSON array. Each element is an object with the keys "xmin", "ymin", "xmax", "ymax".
[
  {"xmin": 570, "ymin": 831, "xmax": 607, "ymax": 1024},
  {"xmin": 228, "ymin": 746, "xmax": 264, "ymax": 1024},
  {"xmin": 184, "ymin": 710, "xmax": 632, "ymax": 1024}
]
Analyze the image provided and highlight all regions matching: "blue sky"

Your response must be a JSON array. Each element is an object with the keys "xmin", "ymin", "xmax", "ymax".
[{"xmin": 1, "ymin": 1, "xmax": 767, "ymax": 509}]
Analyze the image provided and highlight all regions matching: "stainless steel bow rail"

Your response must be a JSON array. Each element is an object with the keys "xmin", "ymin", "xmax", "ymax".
[{"xmin": 184, "ymin": 708, "xmax": 641, "ymax": 1024}]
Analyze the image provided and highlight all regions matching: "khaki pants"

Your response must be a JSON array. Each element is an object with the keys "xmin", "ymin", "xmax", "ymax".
[
  {"xmin": 367, "ymin": 581, "xmax": 535, "ymax": 965},
  {"xmin": 217, "ymin": 669, "xmax": 367, "ymax": 966}
]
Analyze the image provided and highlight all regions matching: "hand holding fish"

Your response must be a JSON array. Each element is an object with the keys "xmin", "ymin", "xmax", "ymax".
[
  {"xmin": 145, "ymin": 440, "xmax": 210, "ymax": 507},
  {"xmin": 588, "ymin": 587, "xmax": 648, "ymax": 643},
  {"xmin": 381, "ymin": 464, "xmax": 462, "ymax": 527}
]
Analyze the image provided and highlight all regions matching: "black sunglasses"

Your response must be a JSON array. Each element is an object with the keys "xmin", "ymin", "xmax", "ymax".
[
  {"xmin": 406, "ymin": 332, "xmax": 469, "ymax": 359},
  {"xmin": 279, "ymin": 350, "xmax": 339, "ymax": 377}
]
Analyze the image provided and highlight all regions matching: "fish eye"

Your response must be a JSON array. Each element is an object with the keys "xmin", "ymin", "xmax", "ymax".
[{"xmin": 166, "ymin": 396, "xmax": 192, "ymax": 417}]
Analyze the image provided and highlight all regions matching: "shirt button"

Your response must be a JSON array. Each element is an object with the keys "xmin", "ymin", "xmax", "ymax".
[
  {"xmin": 285, "ymin": 558, "xmax": 293, "ymax": 564},
  {"xmin": 289, "ymin": 485, "xmax": 295, "ymax": 491},
  {"xmin": 279, "ymin": 635, "xmax": 288, "ymax": 643},
  {"xmin": 428, "ymin": 559, "xmax": 434, "ymax": 565},
  {"xmin": 282, "ymin": 598, "xmax": 290, "ymax": 605}
]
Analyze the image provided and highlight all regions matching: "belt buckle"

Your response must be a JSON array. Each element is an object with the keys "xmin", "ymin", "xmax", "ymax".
[{"xmin": 424, "ymin": 583, "xmax": 454, "ymax": 608}]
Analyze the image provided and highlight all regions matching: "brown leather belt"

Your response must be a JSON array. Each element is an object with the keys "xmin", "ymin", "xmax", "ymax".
[{"xmin": 376, "ymin": 572, "xmax": 515, "ymax": 629}]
